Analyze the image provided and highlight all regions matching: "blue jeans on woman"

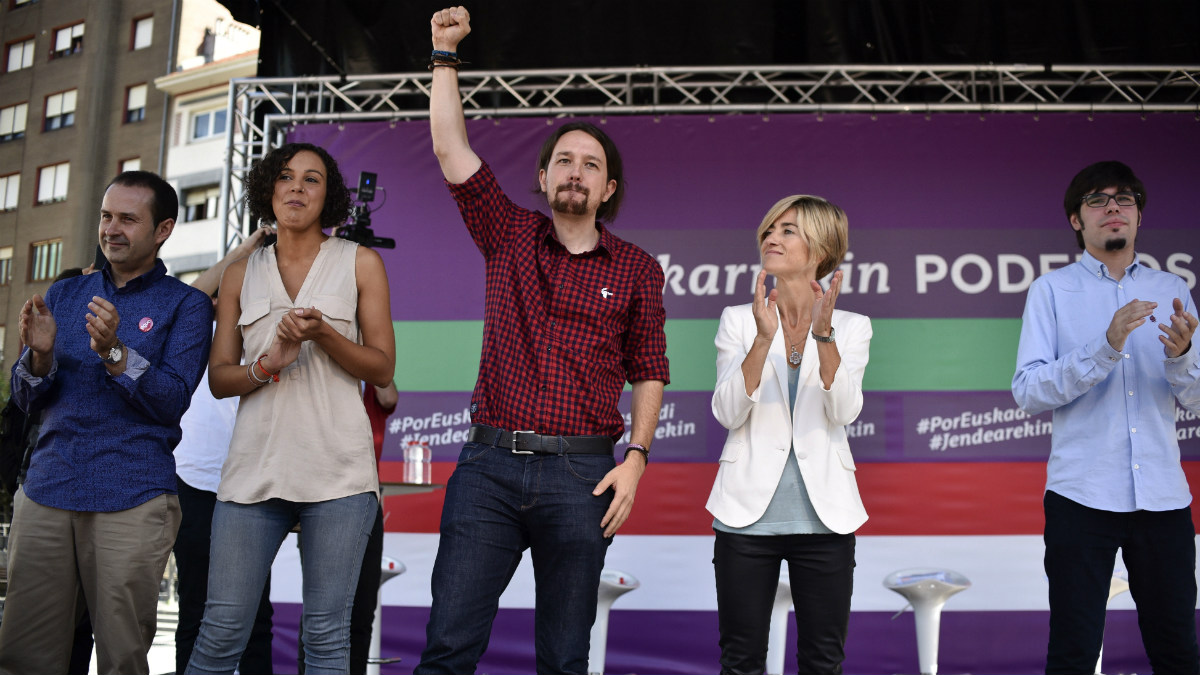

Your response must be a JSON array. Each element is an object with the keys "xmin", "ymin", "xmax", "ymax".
[
  {"xmin": 184, "ymin": 492, "xmax": 377, "ymax": 675},
  {"xmin": 415, "ymin": 441, "xmax": 615, "ymax": 675}
]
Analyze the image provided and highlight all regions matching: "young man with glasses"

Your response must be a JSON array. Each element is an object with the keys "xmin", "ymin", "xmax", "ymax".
[{"xmin": 1013, "ymin": 160, "xmax": 1200, "ymax": 674}]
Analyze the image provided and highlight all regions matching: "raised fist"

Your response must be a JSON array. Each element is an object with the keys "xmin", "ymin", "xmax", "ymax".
[{"xmin": 431, "ymin": 6, "xmax": 471, "ymax": 52}]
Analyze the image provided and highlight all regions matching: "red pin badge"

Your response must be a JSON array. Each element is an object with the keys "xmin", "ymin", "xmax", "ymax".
[{"xmin": 139, "ymin": 317, "xmax": 154, "ymax": 332}]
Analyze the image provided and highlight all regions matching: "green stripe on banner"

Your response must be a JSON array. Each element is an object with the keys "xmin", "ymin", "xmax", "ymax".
[
  {"xmin": 867, "ymin": 318, "xmax": 1021, "ymax": 391},
  {"xmin": 393, "ymin": 318, "xmax": 1022, "ymax": 393},
  {"xmin": 394, "ymin": 321, "xmax": 482, "ymax": 392}
]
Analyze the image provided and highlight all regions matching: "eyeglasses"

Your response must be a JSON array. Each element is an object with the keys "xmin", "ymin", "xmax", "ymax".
[{"xmin": 1081, "ymin": 192, "xmax": 1140, "ymax": 209}]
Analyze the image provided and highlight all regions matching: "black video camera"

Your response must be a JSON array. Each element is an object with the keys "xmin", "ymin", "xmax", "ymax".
[{"xmin": 335, "ymin": 171, "xmax": 395, "ymax": 249}]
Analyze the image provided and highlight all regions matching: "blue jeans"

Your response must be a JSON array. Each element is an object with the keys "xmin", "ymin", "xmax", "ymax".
[
  {"xmin": 184, "ymin": 492, "xmax": 377, "ymax": 675},
  {"xmin": 174, "ymin": 477, "xmax": 274, "ymax": 675},
  {"xmin": 415, "ymin": 441, "xmax": 615, "ymax": 675}
]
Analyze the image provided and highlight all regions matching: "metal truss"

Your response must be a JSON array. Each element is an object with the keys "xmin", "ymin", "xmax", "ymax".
[{"xmin": 221, "ymin": 64, "xmax": 1200, "ymax": 251}]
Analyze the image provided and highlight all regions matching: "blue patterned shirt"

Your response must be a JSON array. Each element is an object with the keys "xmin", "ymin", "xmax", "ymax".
[{"xmin": 13, "ymin": 260, "xmax": 212, "ymax": 512}]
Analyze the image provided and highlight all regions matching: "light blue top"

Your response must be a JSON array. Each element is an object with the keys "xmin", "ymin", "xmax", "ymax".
[
  {"xmin": 1012, "ymin": 250, "xmax": 1200, "ymax": 512},
  {"xmin": 714, "ymin": 362, "xmax": 833, "ymax": 534}
]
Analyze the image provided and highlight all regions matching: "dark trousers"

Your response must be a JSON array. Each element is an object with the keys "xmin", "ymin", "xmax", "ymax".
[
  {"xmin": 415, "ymin": 443, "xmax": 615, "ymax": 675},
  {"xmin": 713, "ymin": 529, "xmax": 855, "ymax": 675},
  {"xmin": 1044, "ymin": 490, "xmax": 1200, "ymax": 675},
  {"xmin": 299, "ymin": 503, "xmax": 384, "ymax": 675},
  {"xmin": 175, "ymin": 476, "xmax": 274, "ymax": 675}
]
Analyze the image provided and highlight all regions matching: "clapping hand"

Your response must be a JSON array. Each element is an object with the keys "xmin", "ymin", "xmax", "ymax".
[
  {"xmin": 19, "ymin": 294, "xmax": 56, "ymax": 356},
  {"xmin": 1160, "ymin": 297, "xmax": 1198, "ymax": 358},
  {"xmin": 751, "ymin": 269, "xmax": 778, "ymax": 343},
  {"xmin": 810, "ymin": 270, "xmax": 843, "ymax": 338}
]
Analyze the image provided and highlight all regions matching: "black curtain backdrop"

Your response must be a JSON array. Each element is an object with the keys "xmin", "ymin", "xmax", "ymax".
[{"xmin": 218, "ymin": 0, "xmax": 1200, "ymax": 78}]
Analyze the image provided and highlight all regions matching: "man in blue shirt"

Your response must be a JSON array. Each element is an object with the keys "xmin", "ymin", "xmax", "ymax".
[
  {"xmin": 0, "ymin": 171, "xmax": 213, "ymax": 675},
  {"xmin": 1013, "ymin": 160, "xmax": 1200, "ymax": 674}
]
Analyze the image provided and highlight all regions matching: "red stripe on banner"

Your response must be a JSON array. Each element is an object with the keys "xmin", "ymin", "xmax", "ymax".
[
  {"xmin": 380, "ymin": 460, "xmax": 1200, "ymax": 536},
  {"xmin": 379, "ymin": 461, "xmax": 454, "ymax": 533}
]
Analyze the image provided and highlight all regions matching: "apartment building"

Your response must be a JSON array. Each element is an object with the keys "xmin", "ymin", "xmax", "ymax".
[
  {"xmin": 0, "ymin": 0, "xmax": 256, "ymax": 372},
  {"xmin": 155, "ymin": 9, "xmax": 257, "ymax": 283}
]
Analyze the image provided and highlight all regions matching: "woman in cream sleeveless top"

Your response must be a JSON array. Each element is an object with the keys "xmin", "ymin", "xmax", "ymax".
[{"xmin": 186, "ymin": 143, "xmax": 395, "ymax": 675}]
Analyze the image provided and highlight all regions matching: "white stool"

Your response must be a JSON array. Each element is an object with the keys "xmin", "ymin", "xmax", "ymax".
[
  {"xmin": 366, "ymin": 557, "xmax": 406, "ymax": 675},
  {"xmin": 587, "ymin": 569, "xmax": 639, "ymax": 675},
  {"xmin": 1096, "ymin": 573, "xmax": 1130, "ymax": 675},
  {"xmin": 883, "ymin": 568, "xmax": 971, "ymax": 675},
  {"xmin": 766, "ymin": 570, "xmax": 792, "ymax": 675}
]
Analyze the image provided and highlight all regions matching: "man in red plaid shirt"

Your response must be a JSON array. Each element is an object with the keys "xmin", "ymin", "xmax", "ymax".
[{"xmin": 415, "ymin": 7, "xmax": 670, "ymax": 675}]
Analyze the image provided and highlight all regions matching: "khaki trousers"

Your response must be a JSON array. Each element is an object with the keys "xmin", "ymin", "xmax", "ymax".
[{"xmin": 0, "ymin": 489, "xmax": 181, "ymax": 675}]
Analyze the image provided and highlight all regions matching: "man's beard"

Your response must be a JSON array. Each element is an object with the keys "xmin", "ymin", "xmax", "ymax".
[
  {"xmin": 1105, "ymin": 237, "xmax": 1128, "ymax": 252},
  {"xmin": 551, "ymin": 184, "xmax": 590, "ymax": 216}
]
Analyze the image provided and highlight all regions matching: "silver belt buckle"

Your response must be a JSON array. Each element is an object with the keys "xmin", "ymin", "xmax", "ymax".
[{"xmin": 511, "ymin": 430, "xmax": 536, "ymax": 455}]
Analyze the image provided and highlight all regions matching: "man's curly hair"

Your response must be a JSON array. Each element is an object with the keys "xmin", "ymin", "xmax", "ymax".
[{"xmin": 243, "ymin": 143, "xmax": 353, "ymax": 230}]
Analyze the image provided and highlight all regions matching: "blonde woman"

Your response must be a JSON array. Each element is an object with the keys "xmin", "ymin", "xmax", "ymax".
[{"xmin": 707, "ymin": 195, "xmax": 871, "ymax": 674}]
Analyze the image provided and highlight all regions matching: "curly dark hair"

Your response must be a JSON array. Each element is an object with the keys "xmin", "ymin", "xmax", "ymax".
[{"xmin": 243, "ymin": 142, "xmax": 352, "ymax": 230}]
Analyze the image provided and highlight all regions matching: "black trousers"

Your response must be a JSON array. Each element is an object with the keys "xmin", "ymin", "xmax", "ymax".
[
  {"xmin": 175, "ymin": 476, "xmax": 275, "ymax": 675},
  {"xmin": 713, "ymin": 529, "xmax": 855, "ymax": 675},
  {"xmin": 1044, "ymin": 490, "xmax": 1200, "ymax": 675}
]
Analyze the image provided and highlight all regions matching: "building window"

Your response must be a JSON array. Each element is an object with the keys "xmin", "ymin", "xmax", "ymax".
[
  {"xmin": 0, "ymin": 247, "xmax": 11, "ymax": 285},
  {"xmin": 0, "ymin": 102, "xmax": 27, "ymax": 141},
  {"xmin": 29, "ymin": 239, "xmax": 62, "ymax": 282},
  {"xmin": 132, "ymin": 16, "xmax": 153, "ymax": 50},
  {"xmin": 51, "ymin": 23, "xmax": 84, "ymax": 60},
  {"xmin": 0, "ymin": 174, "xmax": 18, "ymax": 211},
  {"xmin": 190, "ymin": 108, "xmax": 227, "ymax": 141},
  {"xmin": 120, "ymin": 157, "xmax": 141, "ymax": 172},
  {"xmin": 182, "ymin": 185, "xmax": 220, "ymax": 222},
  {"xmin": 6, "ymin": 38, "xmax": 35, "ymax": 72},
  {"xmin": 125, "ymin": 84, "xmax": 147, "ymax": 123},
  {"xmin": 36, "ymin": 162, "xmax": 68, "ymax": 204},
  {"xmin": 43, "ymin": 90, "xmax": 77, "ymax": 131}
]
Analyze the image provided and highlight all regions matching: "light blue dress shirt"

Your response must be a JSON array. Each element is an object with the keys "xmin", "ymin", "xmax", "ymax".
[{"xmin": 1012, "ymin": 250, "xmax": 1200, "ymax": 512}]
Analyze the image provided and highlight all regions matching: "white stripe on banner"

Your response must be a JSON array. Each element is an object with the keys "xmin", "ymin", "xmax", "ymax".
[{"xmin": 269, "ymin": 533, "xmax": 1200, "ymax": 612}]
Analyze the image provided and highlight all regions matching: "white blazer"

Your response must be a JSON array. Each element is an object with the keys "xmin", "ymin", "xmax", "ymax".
[{"xmin": 705, "ymin": 303, "xmax": 872, "ymax": 534}]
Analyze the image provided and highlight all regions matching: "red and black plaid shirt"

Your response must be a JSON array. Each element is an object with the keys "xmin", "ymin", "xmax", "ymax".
[{"xmin": 448, "ymin": 161, "xmax": 670, "ymax": 439}]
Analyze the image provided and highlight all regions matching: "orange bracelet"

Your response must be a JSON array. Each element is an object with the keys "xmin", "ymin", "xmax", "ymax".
[{"xmin": 254, "ymin": 354, "xmax": 280, "ymax": 383}]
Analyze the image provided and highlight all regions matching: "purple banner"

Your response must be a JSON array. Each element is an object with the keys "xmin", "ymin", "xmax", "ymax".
[
  {"xmin": 642, "ymin": 228, "xmax": 1198, "ymax": 319},
  {"xmin": 294, "ymin": 113, "xmax": 1200, "ymax": 322},
  {"xmin": 286, "ymin": 113, "xmax": 1200, "ymax": 674},
  {"xmin": 269, "ymin": 604, "xmax": 1176, "ymax": 675},
  {"xmin": 383, "ymin": 391, "xmax": 717, "ymax": 462},
  {"xmin": 382, "ymin": 391, "xmax": 1200, "ymax": 464}
]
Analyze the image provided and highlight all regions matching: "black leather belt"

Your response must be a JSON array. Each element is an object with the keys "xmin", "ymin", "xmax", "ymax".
[{"xmin": 467, "ymin": 424, "xmax": 614, "ymax": 456}]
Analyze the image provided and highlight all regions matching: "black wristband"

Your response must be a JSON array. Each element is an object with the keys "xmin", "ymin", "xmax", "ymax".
[{"xmin": 624, "ymin": 444, "xmax": 649, "ymax": 463}]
